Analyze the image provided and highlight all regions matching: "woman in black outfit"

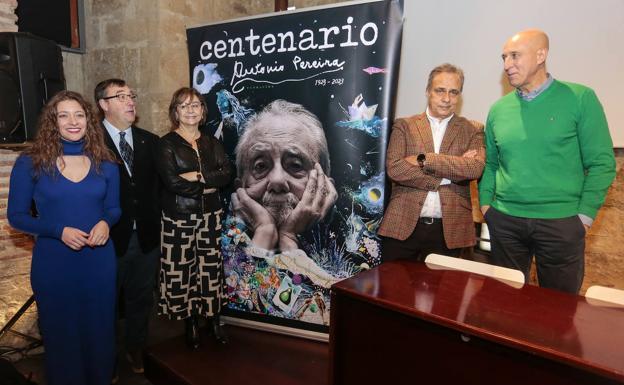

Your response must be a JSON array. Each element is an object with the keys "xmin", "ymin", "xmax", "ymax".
[{"xmin": 157, "ymin": 87, "xmax": 232, "ymax": 349}]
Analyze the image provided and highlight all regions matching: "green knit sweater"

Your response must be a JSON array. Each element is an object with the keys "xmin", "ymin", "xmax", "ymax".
[{"xmin": 479, "ymin": 80, "xmax": 615, "ymax": 219}]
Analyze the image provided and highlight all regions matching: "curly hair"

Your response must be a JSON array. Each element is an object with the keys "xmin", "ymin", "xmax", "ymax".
[{"xmin": 26, "ymin": 90, "xmax": 116, "ymax": 176}]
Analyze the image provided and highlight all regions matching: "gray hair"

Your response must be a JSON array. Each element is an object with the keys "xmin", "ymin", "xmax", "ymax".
[
  {"xmin": 236, "ymin": 100, "xmax": 330, "ymax": 176},
  {"xmin": 426, "ymin": 63, "xmax": 465, "ymax": 92}
]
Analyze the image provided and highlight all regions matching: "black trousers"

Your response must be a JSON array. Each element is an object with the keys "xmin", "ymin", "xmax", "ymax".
[
  {"xmin": 382, "ymin": 218, "xmax": 460, "ymax": 262},
  {"xmin": 116, "ymin": 231, "xmax": 160, "ymax": 351},
  {"xmin": 484, "ymin": 207, "xmax": 585, "ymax": 294}
]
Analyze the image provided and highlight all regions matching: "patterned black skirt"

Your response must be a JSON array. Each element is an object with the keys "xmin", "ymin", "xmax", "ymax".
[{"xmin": 158, "ymin": 209, "xmax": 224, "ymax": 320}]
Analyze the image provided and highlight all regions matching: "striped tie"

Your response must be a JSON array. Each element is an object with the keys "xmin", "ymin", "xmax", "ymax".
[{"xmin": 119, "ymin": 131, "xmax": 133, "ymax": 172}]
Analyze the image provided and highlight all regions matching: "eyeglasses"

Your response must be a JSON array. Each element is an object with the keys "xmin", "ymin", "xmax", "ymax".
[
  {"xmin": 102, "ymin": 93, "xmax": 138, "ymax": 102},
  {"xmin": 177, "ymin": 102, "xmax": 202, "ymax": 111}
]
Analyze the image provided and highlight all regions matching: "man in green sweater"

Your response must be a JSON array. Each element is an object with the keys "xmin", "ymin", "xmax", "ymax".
[{"xmin": 479, "ymin": 29, "xmax": 615, "ymax": 294}]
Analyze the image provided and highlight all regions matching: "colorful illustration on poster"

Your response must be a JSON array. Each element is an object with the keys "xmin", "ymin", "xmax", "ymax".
[{"xmin": 186, "ymin": 0, "xmax": 404, "ymax": 331}]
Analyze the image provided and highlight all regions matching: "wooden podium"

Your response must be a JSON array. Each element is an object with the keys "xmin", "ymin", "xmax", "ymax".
[{"xmin": 329, "ymin": 260, "xmax": 624, "ymax": 385}]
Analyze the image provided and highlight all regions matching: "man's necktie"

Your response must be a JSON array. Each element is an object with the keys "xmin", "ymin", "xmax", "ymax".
[{"xmin": 119, "ymin": 131, "xmax": 133, "ymax": 172}]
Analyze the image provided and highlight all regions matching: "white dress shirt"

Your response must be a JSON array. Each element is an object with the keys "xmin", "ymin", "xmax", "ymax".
[
  {"xmin": 103, "ymin": 119, "xmax": 133, "ymax": 176},
  {"xmin": 419, "ymin": 108, "xmax": 452, "ymax": 218}
]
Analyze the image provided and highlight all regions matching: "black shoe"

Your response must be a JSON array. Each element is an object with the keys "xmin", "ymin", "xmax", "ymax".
[
  {"xmin": 184, "ymin": 316, "xmax": 201, "ymax": 350},
  {"xmin": 211, "ymin": 315, "xmax": 228, "ymax": 344},
  {"xmin": 126, "ymin": 349, "xmax": 144, "ymax": 374}
]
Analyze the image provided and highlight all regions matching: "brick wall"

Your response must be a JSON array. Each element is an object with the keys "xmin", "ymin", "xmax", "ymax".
[
  {"xmin": 0, "ymin": 150, "xmax": 33, "ymax": 258},
  {"xmin": 0, "ymin": 219, "xmax": 36, "ymax": 355},
  {"xmin": 0, "ymin": 0, "xmax": 38, "ymax": 354},
  {"xmin": 0, "ymin": 147, "xmax": 37, "ymax": 351}
]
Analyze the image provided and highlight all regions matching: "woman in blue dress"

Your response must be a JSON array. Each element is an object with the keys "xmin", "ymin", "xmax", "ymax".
[{"xmin": 8, "ymin": 91, "xmax": 121, "ymax": 385}]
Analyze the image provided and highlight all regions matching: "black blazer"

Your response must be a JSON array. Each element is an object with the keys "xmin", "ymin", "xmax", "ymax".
[{"xmin": 103, "ymin": 124, "xmax": 161, "ymax": 256}]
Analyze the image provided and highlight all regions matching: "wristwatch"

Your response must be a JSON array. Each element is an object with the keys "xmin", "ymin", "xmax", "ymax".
[{"xmin": 417, "ymin": 153, "xmax": 426, "ymax": 168}]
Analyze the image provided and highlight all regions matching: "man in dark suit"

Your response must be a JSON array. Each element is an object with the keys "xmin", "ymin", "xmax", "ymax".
[
  {"xmin": 95, "ymin": 79, "xmax": 160, "ymax": 375},
  {"xmin": 379, "ymin": 64, "xmax": 485, "ymax": 261}
]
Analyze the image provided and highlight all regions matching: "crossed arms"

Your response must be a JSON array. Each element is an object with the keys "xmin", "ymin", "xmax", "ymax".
[{"xmin": 386, "ymin": 118, "xmax": 485, "ymax": 191}]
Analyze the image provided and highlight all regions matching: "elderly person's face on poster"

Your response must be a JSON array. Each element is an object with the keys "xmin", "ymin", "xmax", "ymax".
[
  {"xmin": 232, "ymin": 100, "xmax": 337, "ymax": 251},
  {"xmin": 242, "ymin": 114, "xmax": 316, "ymax": 224}
]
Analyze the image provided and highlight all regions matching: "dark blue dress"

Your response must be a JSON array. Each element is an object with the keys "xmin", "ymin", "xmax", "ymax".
[{"xmin": 7, "ymin": 140, "xmax": 121, "ymax": 385}]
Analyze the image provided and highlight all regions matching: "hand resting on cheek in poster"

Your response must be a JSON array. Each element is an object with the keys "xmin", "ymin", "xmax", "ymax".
[
  {"xmin": 231, "ymin": 180, "xmax": 279, "ymax": 250},
  {"xmin": 278, "ymin": 163, "xmax": 337, "ymax": 250},
  {"xmin": 231, "ymin": 163, "xmax": 337, "ymax": 251}
]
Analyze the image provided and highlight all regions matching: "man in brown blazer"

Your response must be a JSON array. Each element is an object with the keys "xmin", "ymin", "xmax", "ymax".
[{"xmin": 379, "ymin": 63, "xmax": 485, "ymax": 261}]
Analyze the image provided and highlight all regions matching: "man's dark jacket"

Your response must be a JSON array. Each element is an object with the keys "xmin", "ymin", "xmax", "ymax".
[{"xmin": 103, "ymin": 124, "xmax": 161, "ymax": 256}]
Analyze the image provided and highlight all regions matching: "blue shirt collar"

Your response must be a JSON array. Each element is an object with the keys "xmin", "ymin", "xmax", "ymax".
[{"xmin": 517, "ymin": 74, "xmax": 554, "ymax": 101}]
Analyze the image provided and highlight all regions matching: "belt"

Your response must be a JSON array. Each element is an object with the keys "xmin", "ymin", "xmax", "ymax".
[{"xmin": 418, "ymin": 217, "xmax": 442, "ymax": 225}]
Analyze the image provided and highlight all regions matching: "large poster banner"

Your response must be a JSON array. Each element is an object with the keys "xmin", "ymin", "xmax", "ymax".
[{"xmin": 187, "ymin": 0, "xmax": 403, "ymax": 333}]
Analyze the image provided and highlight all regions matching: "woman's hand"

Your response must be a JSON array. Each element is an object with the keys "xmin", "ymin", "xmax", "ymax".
[
  {"xmin": 87, "ymin": 220, "xmax": 110, "ymax": 247},
  {"xmin": 61, "ymin": 227, "xmax": 89, "ymax": 250}
]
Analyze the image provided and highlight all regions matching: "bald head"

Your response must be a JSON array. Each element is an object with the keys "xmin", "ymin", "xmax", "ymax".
[
  {"xmin": 502, "ymin": 29, "xmax": 550, "ymax": 93},
  {"xmin": 507, "ymin": 29, "xmax": 549, "ymax": 51}
]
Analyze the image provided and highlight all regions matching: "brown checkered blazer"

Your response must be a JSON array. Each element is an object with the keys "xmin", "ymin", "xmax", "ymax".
[{"xmin": 378, "ymin": 113, "xmax": 485, "ymax": 249}]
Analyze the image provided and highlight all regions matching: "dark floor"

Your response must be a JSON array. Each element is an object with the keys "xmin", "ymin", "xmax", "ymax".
[
  {"xmin": 12, "ymin": 311, "xmax": 330, "ymax": 385},
  {"xmin": 145, "ymin": 325, "xmax": 328, "ymax": 385},
  {"xmin": 13, "ymin": 307, "xmax": 184, "ymax": 385}
]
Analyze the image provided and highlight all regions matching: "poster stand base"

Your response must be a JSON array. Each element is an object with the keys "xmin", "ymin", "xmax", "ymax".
[{"xmin": 222, "ymin": 316, "xmax": 328, "ymax": 342}]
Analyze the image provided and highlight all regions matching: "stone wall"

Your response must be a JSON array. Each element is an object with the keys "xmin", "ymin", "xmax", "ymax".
[
  {"xmin": 81, "ymin": 0, "xmax": 276, "ymax": 135},
  {"xmin": 71, "ymin": 0, "xmax": 350, "ymax": 135},
  {"xmin": 584, "ymin": 149, "xmax": 624, "ymax": 292},
  {"xmin": 62, "ymin": 50, "xmax": 86, "ymax": 95},
  {"xmin": 0, "ymin": 0, "xmax": 16, "ymax": 31}
]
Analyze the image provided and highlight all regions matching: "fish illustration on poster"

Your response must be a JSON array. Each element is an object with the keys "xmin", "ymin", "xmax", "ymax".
[{"xmin": 186, "ymin": 0, "xmax": 404, "ymax": 333}]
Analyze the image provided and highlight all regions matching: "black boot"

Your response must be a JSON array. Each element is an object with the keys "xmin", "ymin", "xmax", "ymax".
[
  {"xmin": 210, "ymin": 314, "xmax": 228, "ymax": 344},
  {"xmin": 184, "ymin": 316, "xmax": 201, "ymax": 350}
]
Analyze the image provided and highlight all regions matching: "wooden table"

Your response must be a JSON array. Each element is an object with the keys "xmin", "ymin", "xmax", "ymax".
[{"xmin": 329, "ymin": 260, "xmax": 624, "ymax": 385}]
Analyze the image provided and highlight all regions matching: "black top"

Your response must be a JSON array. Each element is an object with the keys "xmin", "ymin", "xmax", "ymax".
[{"xmin": 157, "ymin": 131, "xmax": 233, "ymax": 217}]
